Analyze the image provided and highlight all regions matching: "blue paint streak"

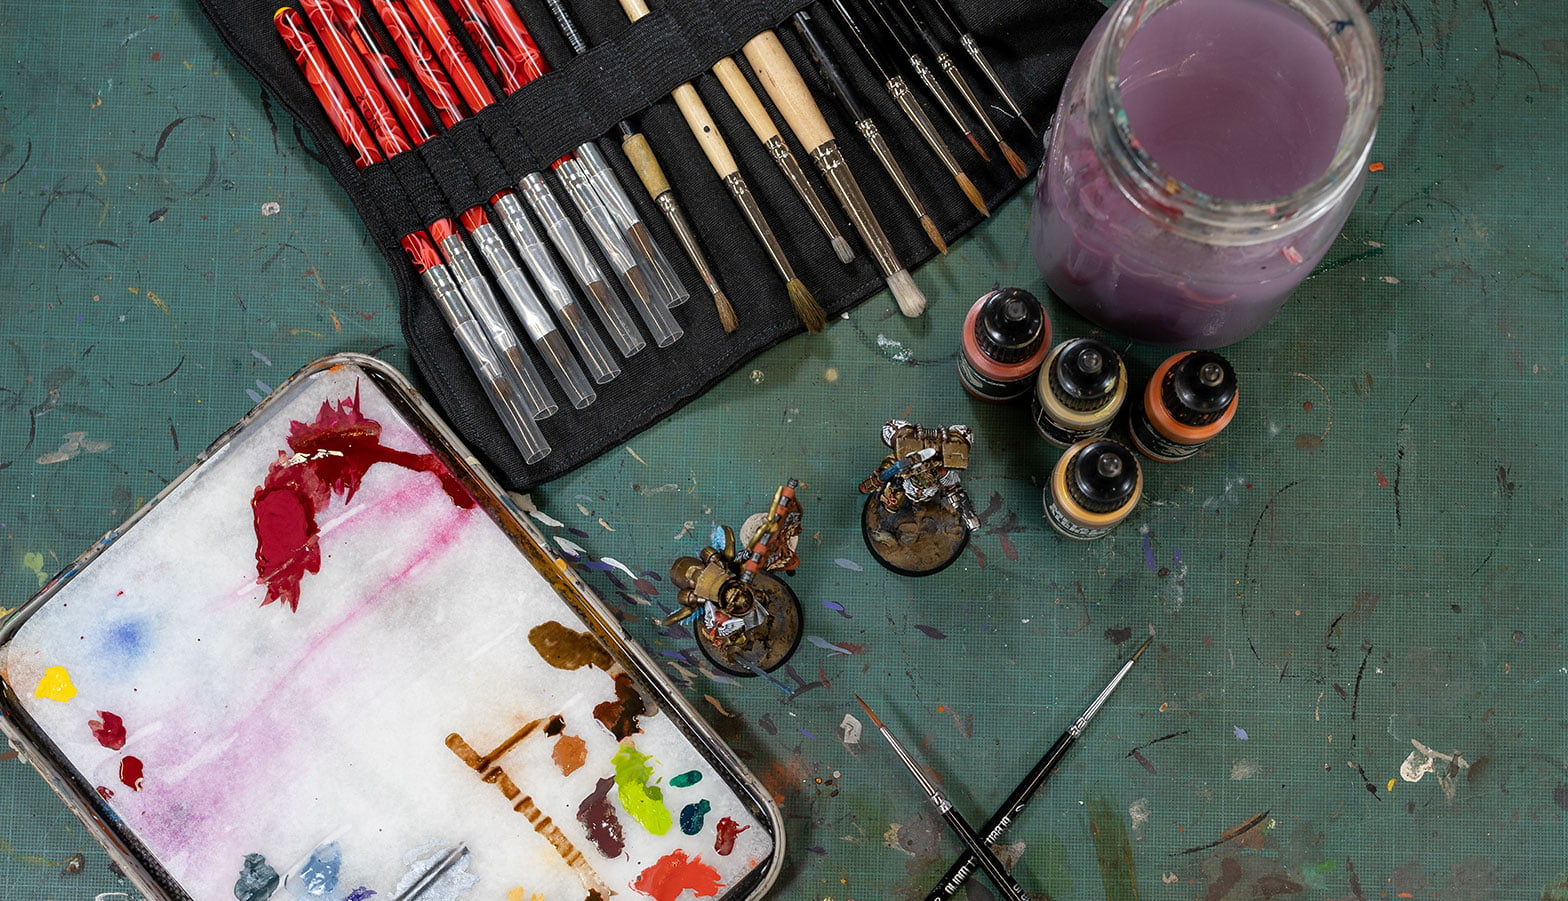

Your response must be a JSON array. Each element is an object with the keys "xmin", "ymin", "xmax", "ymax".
[
  {"xmin": 679, "ymin": 799, "xmax": 711, "ymax": 835},
  {"xmin": 343, "ymin": 889, "xmax": 376, "ymax": 901},
  {"xmin": 833, "ymin": 558, "xmax": 863, "ymax": 572},
  {"xmin": 299, "ymin": 842, "xmax": 341, "ymax": 895},
  {"xmin": 1142, "ymin": 532, "xmax": 1156, "ymax": 571},
  {"xmin": 805, "ymin": 635, "xmax": 853, "ymax": 655},
  {"xmin": 1233, "ymin": 725, "xmax": 1249, "ymax": 741}
]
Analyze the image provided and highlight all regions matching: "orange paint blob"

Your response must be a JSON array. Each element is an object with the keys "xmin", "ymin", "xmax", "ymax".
[{"xmin": 632, "ymin": 850, "xmax": 721, "ymax": 901}]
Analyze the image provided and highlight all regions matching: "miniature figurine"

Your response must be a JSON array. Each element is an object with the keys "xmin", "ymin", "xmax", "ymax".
[
  {"xmin": 859, "ymin": 420, "xmax": 979, "ymax": 576},
  {"xmin": 663, "ymin": 480, "xmax": 806, "ymax": 676}
]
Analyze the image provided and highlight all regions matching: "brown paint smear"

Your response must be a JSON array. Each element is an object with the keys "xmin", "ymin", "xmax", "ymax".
[
  {"xmin": 593, "ymin": 672, "xmax": 653, "ymax": 740},
  {"xmin": 528, "ymin": 621, "xmax": 612, "ymax": 671}
]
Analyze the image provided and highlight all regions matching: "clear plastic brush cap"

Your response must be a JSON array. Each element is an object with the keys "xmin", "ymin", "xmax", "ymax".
[
  {"xmin": 517, "ymin": 173, "xmax": 648, "ymax": 358},
  {"xmin": 490, "ymin": 192, "xmax": 621, "ymax": 385},
  {"xmin": 438, "ymin": 233, "xmax": 558, "ymax": 419},
  {"xmin": 558, "ymin": 158, "xmax": 683, "ymax": 348},
  {"xmin": 576, "ymin": 140, "xmax": 691, "ymax": 308}
]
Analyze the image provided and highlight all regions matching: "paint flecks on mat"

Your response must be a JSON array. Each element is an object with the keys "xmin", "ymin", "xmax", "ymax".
[
  {"xmin": 680, "ymin": 799, "xmax": 711, "ymax": 835},
  {"xmin": 577, "ymin": 776, "xmax": 626, "ymax": 858},
  {"xmin": 833, "ymin": 558, "xmax": 863, "ymax": 572},
  {"xmin": 805, "ymin": 635, "xmax": 854, "ymax": 655},
  {"xmin": 1399, "ymin": 738, "xmax": 1469, "ymax": 802},
  {"xmin": 89, "ymin": 711, "xmax": 126, "ymax": 750},
  {"xmin": 1088, "ymin": 796, "xmax": 1141, "ymax": 900},
  {"xmin": 234, "ymin": 853, "xmax": 280, "ymax": 901},
  {"xmin": 714, "ymin": 817, "xmax": 749, "ymax": 856},
  {"xmin": 34, "ymin": 665, "xmax": 77, "ymax": 702},
  {"xmin": 1233, "ymin": 725, "xmax": 1249, "ymax": 741},
  {"xmin": 612, "ymin": 743, "xmax": 672, "ymax": 836},
  {"xmin": 632, "ymin": 850, "xmax": 721, "ymax": 901},
  {"xmin": 914, "ymin": 624, "xmax": 947, "ymax": 639}
]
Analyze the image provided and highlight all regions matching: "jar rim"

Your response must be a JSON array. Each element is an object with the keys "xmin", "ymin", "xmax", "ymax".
[{"xmin": 1086, "ymin": 0, "xmax": 1384, "ymax": 243}]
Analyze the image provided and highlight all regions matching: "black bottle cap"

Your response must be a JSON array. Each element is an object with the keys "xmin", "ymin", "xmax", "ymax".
[
  {"xmin": 1164, "ymin": 351, "xmax": 1237, "ymax": 426},
  {"xmin": 1049, "ymin": 338, "xmax": 1121, "ymax": 411},
  {"xmin": 1067, "ymin": 440, "xmax": 1140, "ymax": 513},
  {"xmin": 974, "ymin": 288, "xmax": 1046, "ymax": 364}
]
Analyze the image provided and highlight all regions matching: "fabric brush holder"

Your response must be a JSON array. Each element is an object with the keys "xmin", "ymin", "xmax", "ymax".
[{"xmin": 199, "ymin": 0, "xmax": 1103, "ymax": 489}]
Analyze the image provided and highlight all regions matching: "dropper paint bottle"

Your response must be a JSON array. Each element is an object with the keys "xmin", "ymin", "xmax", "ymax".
[
  {"xmin": 1129, "ymin": 351, "xmax": 1238, "ymax": 461},
  {"xmin": 1045, "ymin": 438, "xmax": 1142, "ymax": 540},
  {"xmin": 1030, "ymin": 337, "xmax": 1127, "ymax": 447},
  {"xmin": 957, "ymin": 287, "xmax": 1051, "ymax": 402}
]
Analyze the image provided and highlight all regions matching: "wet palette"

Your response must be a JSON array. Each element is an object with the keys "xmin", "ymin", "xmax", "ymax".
[{"xmin": 0, "ymin": 355, "xmax": 779, "ymax": 901}]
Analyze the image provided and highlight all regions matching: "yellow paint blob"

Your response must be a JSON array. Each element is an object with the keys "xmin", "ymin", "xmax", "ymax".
[
  {"xmin": 22, "ymin": 552, "xmax": 47, "ymax": 587},
  {"xmin": 505, "ymin": 889, "xmax": 542, "ymax": 901},
  {"xmin": 34, "ymin": 666, "xmax": 77, "ymax": 702}
]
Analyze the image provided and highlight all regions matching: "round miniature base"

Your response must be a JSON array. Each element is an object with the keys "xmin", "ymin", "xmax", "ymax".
[
  {"xmin": 695, "ymin": 573, "xmax": 805, "ymax": 677},
  {"xmin": 860, "ymin": 493, "xmax": 970, "ymax": 577}
]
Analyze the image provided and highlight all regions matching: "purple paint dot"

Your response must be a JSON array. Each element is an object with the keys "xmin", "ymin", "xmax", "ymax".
[
  {"xmin": 1233, "ymin": 725, "xmax": 1249, "ymax": 741},
  {"xmin": 914, "ymin": 624, "xmax": 948, "ymax": 640}
]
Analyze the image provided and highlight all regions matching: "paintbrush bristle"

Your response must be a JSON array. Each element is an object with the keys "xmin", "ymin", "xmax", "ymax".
[
  {"xmin": 966, "ymin": 132, "xmax": 990, "ymax": 162},
  {"xmin": 853, "ymin": 694, "xmax": 884, "ymax": 728},
  {"xmin": 887, "ymin": 269, "xmax": 926, "ymax": 318},
  {"xmin": 1000, "ymin": 139, "xmax": 1028, "ymax": 179},
  {"xmin": 787, "ymin": 277, "xmax": 826, "ymax": 333},
  {"xmin": 957, "ymin": 173, "xmax": 988, "ymax": 217},
  {"xmin": 830, "ymin": 234, "xmax": 856, "ymax": 265},
  {"xmin": 920, "ymin": 216, "xmax": 948, "ymax": 255},
  {"xmin": 1132, "ymin": 632, "xmax": 1154, "ymax": 661},
  {"xmin": 713, "ymin": 289, "xmax": 739, "ymax": 333}
]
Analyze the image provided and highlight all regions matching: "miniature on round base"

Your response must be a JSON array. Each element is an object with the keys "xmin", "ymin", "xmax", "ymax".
[
  {"xmin": 859, "ymin": 420, "xmax": 979, "ymax": 577},
  {"xmin": 692, "ymin": 573, "xmax": 804, "ymax": 676}
]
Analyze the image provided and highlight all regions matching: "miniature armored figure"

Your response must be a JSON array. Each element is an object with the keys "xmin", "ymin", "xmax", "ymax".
[
  {"xmin": 664, "ymin": 480, "xmax": 806, "ymax": 676},
  {"xmin": 859, "ymin": 420, "xmax": 978, "ymax": 576}
]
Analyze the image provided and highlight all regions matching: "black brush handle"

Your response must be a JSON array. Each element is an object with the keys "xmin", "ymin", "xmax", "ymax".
[
  {"xmin": 824, "ymin": 0, "xmax": 896, "ymax": 84},
  {"xmin": 854, "ymin": 0, "xmax": 919, "ymax": 61},
  {"xmin": 792, "ymin": 9, "xmax": 869, "ymax": 122},
  {"xmin": 890, "ymin": 0, "xmax": 945, "ymax": 58}
]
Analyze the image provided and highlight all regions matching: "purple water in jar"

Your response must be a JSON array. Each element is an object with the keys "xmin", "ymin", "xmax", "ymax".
[{"xmin": 1032, "ymin": 0, "xmax": 1381, "ymax": 347}]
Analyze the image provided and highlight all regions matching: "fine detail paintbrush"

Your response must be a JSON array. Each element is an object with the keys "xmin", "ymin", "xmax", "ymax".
[
  {"xmin": 541, "ymin": 0, "xmax": 738, "ymax": 333},
  {"xmin": 919, "ymin": 0, "xmax": 1036, "ymax": 135},
  {"xmin": 889, "ymin": 0, "xmax": 1027, "ymax": 178},
  {"xmin": 616, "ymin": 0, "xmax": 827, "ymax": 333},
  {"xmin": 858, "ymin": 0, "xmax": 988, "ymax": 162},
  {"xmin": 926, "ymin": 633, "xmax": 1154, "ymax": 900},
  {"xmin": 791, "ymin": 8, "xmax": 946, "ymax": 254},
  {"xmin": 275, "ymin": 8, "xmax": 550, "ymax": 463},
  {"xmin": 826, "ymin": 0, "xmax": 987, "ymax": 217},
  {"xmin": 708, "ymin": 54, "xmax": 856, "ymax": 265},
  {"xmin": 855, "ymin": 695, "xmax": 1029, "ymax": 901},
  {"xmin": 742, "ymin": 29, "xmax": 928, "ymax": 317}
]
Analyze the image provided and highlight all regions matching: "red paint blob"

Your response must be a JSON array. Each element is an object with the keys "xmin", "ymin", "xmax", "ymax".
[
  {"xmin": 119, "ymin": 756, "xmax": 145, "ymax": 791},
  {"xmin": 251, "ymin": 384, "xmax": 475, "ymax": 611},
  {"xmin": 632, "ymin": 850, "xmax": 722, "ymax": 901},
  {"xmin": 1375, "ymin": 469, "xmax": 1389, "ymax": 487},
  {"xmin": 96, "ymin": 786, "xmax": 114, "ymax": 801},
  {"xmin": 89, "ymin": 711, "xmax": 127, "ymax": 750},
  {"xmin": 714, "ymin": 816, "xmax": 750, "ymax": 856}
]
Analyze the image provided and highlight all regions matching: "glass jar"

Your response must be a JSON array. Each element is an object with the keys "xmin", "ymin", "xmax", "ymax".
[{"xmin": 1031, "ymin": 0, "xmax": 1383, "ymax": 348}]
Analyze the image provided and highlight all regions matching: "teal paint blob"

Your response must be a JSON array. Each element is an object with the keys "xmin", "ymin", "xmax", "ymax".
[
  {"xmin": 234, "ymin": 853, "xmax": 279, "ymax": 901},
  {"xmin": 680, "ymin": 799, "xmax": 711, "ymax": 835},
  {"xmin": 670, "ymin": 770, "xmax": 703, "ymax": 788}
]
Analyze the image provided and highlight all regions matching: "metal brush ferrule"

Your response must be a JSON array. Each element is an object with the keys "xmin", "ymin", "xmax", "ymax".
[
  {"xmin": 856, "ymin": 118, "xmax": 925, "ymax": 219},
  {"xmin": 723, "ymin": 171, "xmax": 797, "ymax": 282},
  {"xmin": 888, "ymin": 77, "xmax": 963, "ymax": 177},
  {"xmin": 962, "ymin": 32, "xmax": 1032, "ymax": 130},
  {"xmin": 418, "ymin": 262, "xmax": 470, "ymax": 327},
  {"xmin": 655, "ymin": 191, "xmax": 723, "ymax": 297},
  {"xmin": 809, "ymin": 141, "xmax": 900, "ymax": 278},
  {"xmin": 911, "ymin": 54, "xmax": 967, "ymax": 131},
  {"xmin": 766, "ymin": 135, "xmax": 844, "ymax": 249},
  {"xmin": 938, "ymin": 52, "xmax": 1004, "ymax": 141}
]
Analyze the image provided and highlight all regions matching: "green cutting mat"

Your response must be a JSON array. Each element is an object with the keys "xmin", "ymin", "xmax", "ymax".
[{"xmin": 2, "ymin": 1, "xmax": 1565, "ymax": 899}]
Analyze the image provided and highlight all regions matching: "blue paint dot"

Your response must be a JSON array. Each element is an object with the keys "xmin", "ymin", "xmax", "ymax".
[
  {"xmin": 679, "ymin": 799, "xmax": 711, "ymax": 835},
  {"xmin": 1233, "ymin": 725, "xmax": 1249, "ymax": 741},
  {"xmin": 234, "ymin": 853, "xmax": 279, "ymax": 901}
]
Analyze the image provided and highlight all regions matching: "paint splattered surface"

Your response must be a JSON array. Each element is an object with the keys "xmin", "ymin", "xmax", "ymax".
[
  {"xmin": 0, "ymin": 364, "xmax": 772, "ymax": 898},
  {"xmin": 2, "ymin": 1, "xmax": 1567, "ymax": 899}
]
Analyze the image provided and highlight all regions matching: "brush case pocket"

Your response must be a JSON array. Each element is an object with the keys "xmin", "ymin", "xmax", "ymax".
[{"xmin": 200, "ymin": 0, "xmax": 1101, "ymax": 489}]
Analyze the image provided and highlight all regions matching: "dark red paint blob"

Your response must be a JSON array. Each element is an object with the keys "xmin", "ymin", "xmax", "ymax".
[
  {"xmin": 576, "ymin": 776, "xmax": 625, "ymax": 858},
  {"xmin": 251, "ymin": 384, "xmax": 474, "ymax": 611},
  {"xmin": 632, "ymin": 850, "xmax": 721, "ymax": 901},
  {"xmin": 119, "ymin": 756, "xmax": 145, "ymax": 791},
  {"xmin": 89, "ymin": 711, "xmax": 127, "ymax": 750},
  {"xmin": 714, "ymin": 816, "xmax": 749, "ymax": 856},
  {"xmin": 96, "ymin": 786, "xmax": 114, "ymax": 801}
]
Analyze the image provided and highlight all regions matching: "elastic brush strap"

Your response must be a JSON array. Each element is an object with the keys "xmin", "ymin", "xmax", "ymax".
[{"xmin": 199, "ymin": 0, "xmax": 1100, "ymax": 488}]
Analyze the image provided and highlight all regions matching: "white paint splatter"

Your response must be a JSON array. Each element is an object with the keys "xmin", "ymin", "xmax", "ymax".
[
  {"xmin": 1379, "ymin": 275, "xmax": 1401, "ymax": 284},
  {"xmin": 1128, "ymin": 797, "xmax": 1150, "ymax": 840},
  {"xmin": 875, "ymin": 334, "xmax": 912, "ymax": 362},
  {"xmin": 1162, "ymin": 873, "xmax": 1179, "ymax": 884},
  {"xmin": 251, "ymin": 349, "xmax": 273, "ymax": 366},
  {"xmin": 834, "ymin": 558, "xmax": 863, "ymax": 572},
  {"xmin": 1399, "ymin": 738, "xmax": 1468, "ymax": 802},
  {"xmin": 1230, "ymin": 758, "xmax": 1260, "ymax": 780},
  {"xmin": 625, "ymin": 446, "xmax": 647, "ymax": 465},
  {"xmin": 261, "ymin": 201, "xmax": 281, "ymax": 216},
  {"xmin": 806, "ymin": 635, "xmax": 854, "ymax": 655},
  {"xmin": 554, "ymin": 536, "xmax": 586, "ymax": 558},
  {"xmin": 839, "ymin": 713, "xmax": 862, "ymax": 745},
  {"xmin": 1233, "ymin": 725, "xmax": 1249, "ymax": 741},
  {"xmin": 37, "ymin": 431, "xmax": 113, "ymax": 465},
  {"xmin": 750, "ymin": 369, "xmax": 765, "ymax": 384},
  {"xmin": 599, "ymin": 556, "xmax": 639, "ymax": 581},
  {"xmin": 529, "ymin": 509, "xmax": 564, "ymax": 528},
  {"xmin": 671, "ymin": 520, "xmax": 695, "ymax": 541}
]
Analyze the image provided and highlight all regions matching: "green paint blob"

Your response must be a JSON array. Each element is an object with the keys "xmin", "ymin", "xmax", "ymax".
[
  {"xmin": 669, "ymin": 769, "xmax": 703, "ymax": 788},
  {"xmin": 612, "ymin": 743, "xmax": 672, "ymax": 836},
  {"xmin": 22, "ymin": 552, "xmax": 46, "ymax": 587},
  {"xmin": 1087, "ymin": 797, "xmax": 1140, "ymax": 901}
]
